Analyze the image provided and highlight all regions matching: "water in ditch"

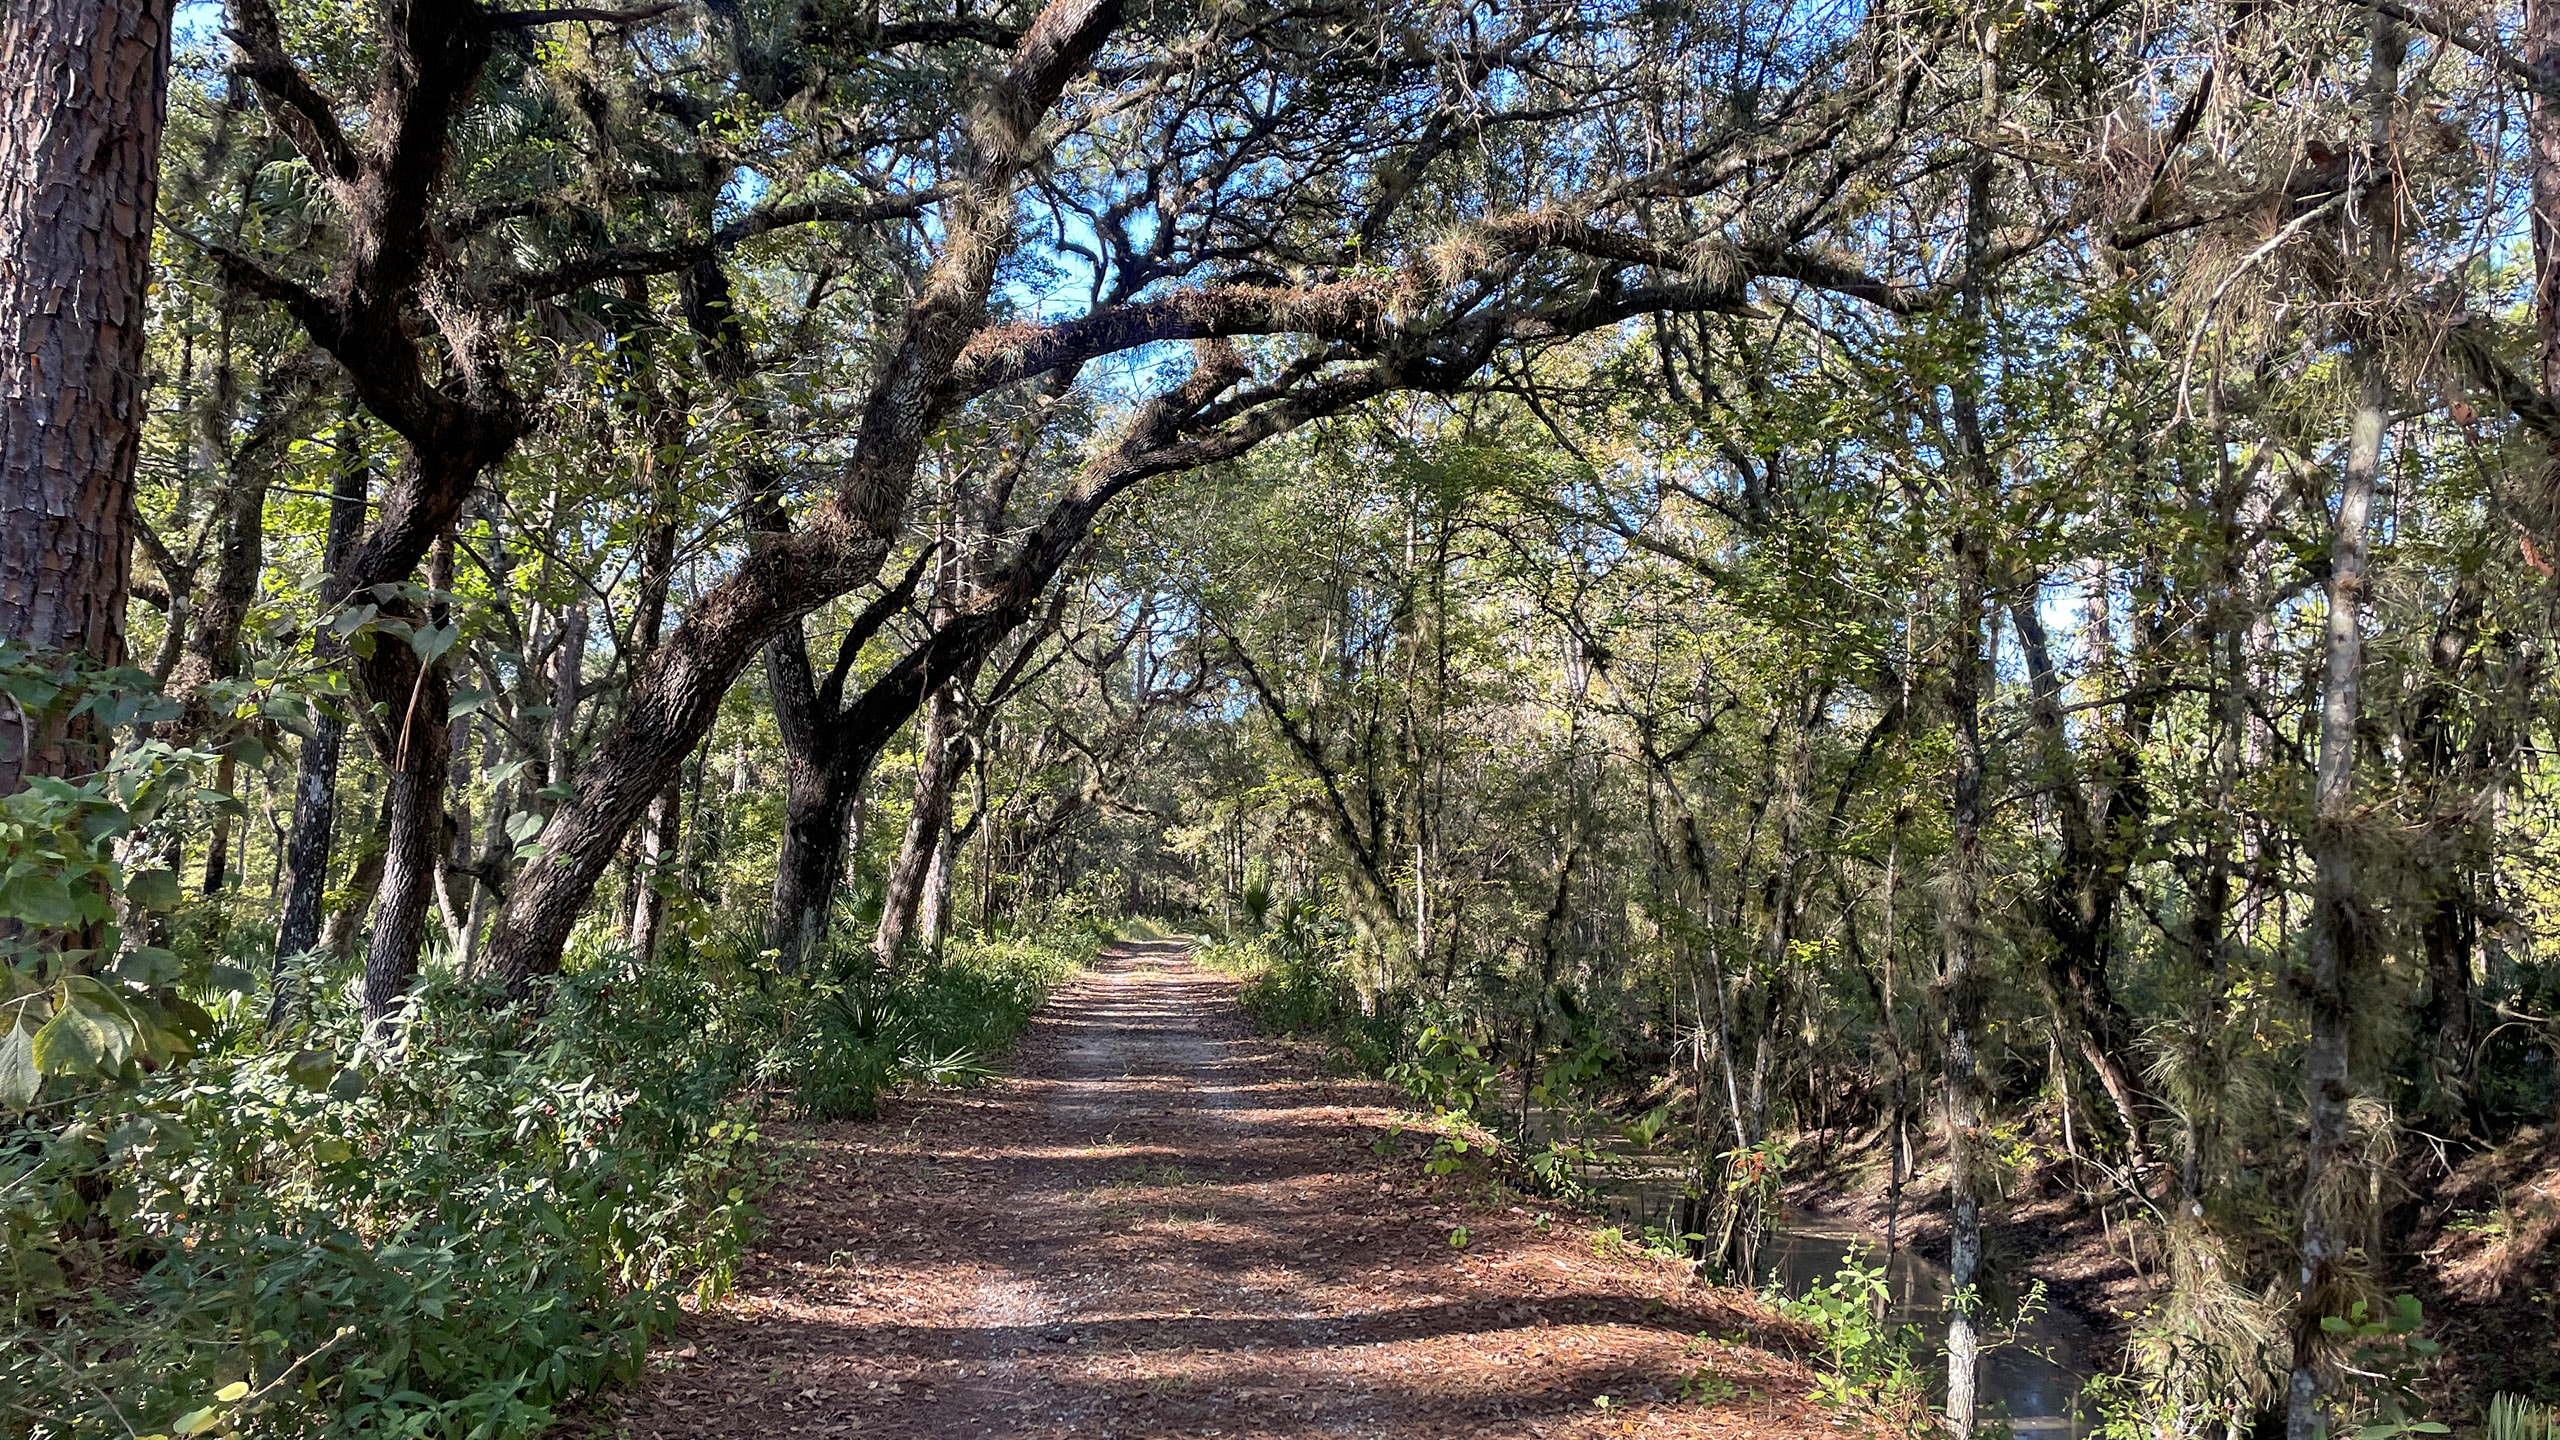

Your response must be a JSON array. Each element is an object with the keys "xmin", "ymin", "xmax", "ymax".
[{"xmin": 1576, "ymin": 1166, "xmax": 2102, "ymax": 1436}]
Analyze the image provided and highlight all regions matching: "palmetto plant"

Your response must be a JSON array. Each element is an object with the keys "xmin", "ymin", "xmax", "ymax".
[{"xmin": 2489, "ymin": 1394, "xmax": 2560, "ymax": 1440}]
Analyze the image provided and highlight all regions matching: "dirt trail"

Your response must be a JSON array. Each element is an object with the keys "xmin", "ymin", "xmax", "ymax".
[{"xmin": 601, "ymin": 942, "xmax": 1848, "ymax": 1438}]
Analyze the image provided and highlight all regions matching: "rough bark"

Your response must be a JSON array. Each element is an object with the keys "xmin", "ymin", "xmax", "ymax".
[
  {"xmin": 0, "ymin": 0, "xmax": 173, "ymax": 790},
  {"xmin": 766, "ymin": 554, "xmax": 931, "ymax": 969},
  {"xmin": 358, "ymin": 534, "xmax": 456, "ymax": 1029},
  {"xmin": 483, "ymin": 0, "xmax": 1128, "ymax": 993},
  {"xmin": 270, "ymin": 425, "xmax": 371, "ymax": 1018},
  {"xmin": 876, "ymin": 682, "xmax": 968, "ymax": 968}
]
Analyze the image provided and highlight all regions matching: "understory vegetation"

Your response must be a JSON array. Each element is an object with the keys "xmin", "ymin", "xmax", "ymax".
[
  {"xmin": 4, "ymin": 923, "xmax": 1096, "ymax": 1437},
  {"xmin": 11, "ymin": 0, "xmax": 2560, "ymax": 1433}
]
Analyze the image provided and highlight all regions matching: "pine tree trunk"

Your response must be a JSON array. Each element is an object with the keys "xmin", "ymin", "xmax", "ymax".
[{"xmin": 0, "ymin": 0, "xmax": 173, "ymax": 791}]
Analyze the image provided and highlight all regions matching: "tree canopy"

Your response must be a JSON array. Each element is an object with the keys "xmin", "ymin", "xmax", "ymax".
[{"xmin": 4, "ymin": 0, "xmax": 2560, "ymax": 1434}]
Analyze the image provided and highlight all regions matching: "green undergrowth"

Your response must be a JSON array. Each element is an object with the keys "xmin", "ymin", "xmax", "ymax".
[
  {"xmin": 780, "ymin": 927, "xmax": 1100, "ymax": 1120},
  {"xmin": 2, "ymin": 923, "xmax": 1093, "ymax": 1440},
  {"xmin": 1196, "ymin": 920, "xmax": 1407, "ymax": 1074}
]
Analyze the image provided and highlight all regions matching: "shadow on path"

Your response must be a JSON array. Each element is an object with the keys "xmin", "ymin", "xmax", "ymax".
[{"xmin": 597, "ymin": 940, "xmax": 1848, "ymax": 1439}]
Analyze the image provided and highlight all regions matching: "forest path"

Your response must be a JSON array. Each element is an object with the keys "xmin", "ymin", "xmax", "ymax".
[{"xmin": 598, "ymin": 941, "xmax": 1845, "ymax": 1439}]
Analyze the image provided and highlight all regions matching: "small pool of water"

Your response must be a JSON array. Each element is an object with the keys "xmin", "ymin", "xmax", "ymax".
[{"xmin": 1569, "ymin": 1162, "xmax": 2100, "ymax": 1436}]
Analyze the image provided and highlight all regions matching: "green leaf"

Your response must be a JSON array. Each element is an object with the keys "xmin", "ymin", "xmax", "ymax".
[
  {"xmin": 312, "ymin": 1137, "xmax": 354, "ymax": 1165},
  {"xmin": 0, "ymin": 1020, "xmax": 38, "ymax": 1108},
  {"xmin": 214, "ymin": 1381, "xmax": 250, "ymax": 1403},
  {"xmin": 170, "ymin": 1406, "xmax": 220, "ymax": 1436},
  {"xmin": 448, "ymin": 687, "xmax": 495, "ymax": 719},
  {"xmin": 0, "ymin": 871, "xmax": 81, "ymax": 926},
  {"xmin": 124, "ymin": 868, "xmax": 183, "ymax": 911},
  {"xmin": 31, "ymin": 1009, "xmax": 102, "ymax": 1075},
  {"xmin": 506, "ymin": 812, "xmax": 546, "ymax": 844},
  {"xmin": 113, "ymin": 946, "xmax": 182, "ymax": 986},
  {"xmin": 410, "ymin": 621, "xmax": 459, "ymax": 660}
]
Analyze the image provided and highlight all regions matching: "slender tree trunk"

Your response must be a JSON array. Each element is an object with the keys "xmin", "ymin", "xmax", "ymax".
[
  {"xmin": 270, "ymin": 423, "xmax": 370, "ymax": 1019},
  {"xmin": 2532, "ymin": 0, "xmax": 2560, "ymax": 399},
  {"xmin": 877, "ymin": 683, "xmax": 963, "ymax": 969},
  {"xmin": 203, "ymin": 753, "xmax": 239, "ymax": 892},
  {"xmin": 320, "ymin": 800, "xmax": 390, "ymax": 963},
  {"xmin": 0, "ymin": 0, "xmax": 173, "ymax": 791},
  {"xmin": 1939, "ymin": 523, "xmax": 1990, "ymax": 1439},
  {"xmin": 2285, "ymin": 351, "xmax": 2388, "ymax": 1440},
  {"xmin": 548, "ymin": 603, "xmax": 587, "ymax": 790},
  {"xmin": 2286, "ymin": 15, "xmax": 2397, "ymax": 1433},
  {"xmin": 628, "ymin": 782, "xmax": 680, "ymax": 964},
  {"xmin": 918, "ymin": 800, "xmax": 958, "ymax": 955},
  {"xmin": 360, "ymin": 534, "xmax": 456, "ymax": 1030},
  {"xmin": 1935, "ymin": 21, "xmax": 2002, "ymax": 1428}
]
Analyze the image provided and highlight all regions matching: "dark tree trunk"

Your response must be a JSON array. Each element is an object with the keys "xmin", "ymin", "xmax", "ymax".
[
  {"xmin": 190, "ymin": 455, "xmax": 272, "ymax": 894},
  {"xmin": 764, "ymin": 559, "xmax": 929, "ymax": 970},
  {"xmin": 877, "ymin": 683, "xmax": 965, "ymax": 968},
  {"xmin": 771, "ymin": 761, "xmax": 864, "ymax": 970},
  {"xmin": 359, "ymin": 534, "xmax": 455, "ymax": 1029},
  {"xmin": 270, "ymin": 426, "xmax": 370, "ymax": 1019},
  {"xmin": 0, "ymin": 0, "xmax": 173, "ymax": 791},
  {"xmin": 481, "ymin": 0, "xmax": 1127, "ymax": 994}
]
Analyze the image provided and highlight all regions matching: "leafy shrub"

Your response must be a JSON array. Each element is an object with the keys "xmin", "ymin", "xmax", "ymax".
[
  {"xmin": 1763, "ymin": 1249, "xmax": 1928, "ymax": 1416},
  {"xmin": 4, "ymin": 955, "xmax": 762, "ymax": 1440},
  {"xmin": 776, "ymin": 930, "xmax": 1092, "ymax": 1120},
  {"xmin": 1198, "ymin": 908, "xmax": 1407, "ymax": 1072}
]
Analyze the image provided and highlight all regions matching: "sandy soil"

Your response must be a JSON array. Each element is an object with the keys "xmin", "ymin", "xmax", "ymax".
[{"xmin": 584, "ymin": 941, "xmax": 1872, "ymax": 1439}]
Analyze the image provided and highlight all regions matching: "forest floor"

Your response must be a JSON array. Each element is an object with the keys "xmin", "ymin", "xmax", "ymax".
[{"xmin": 577, "ymin": 940, "xmax": 1866, "ymax": 1439}]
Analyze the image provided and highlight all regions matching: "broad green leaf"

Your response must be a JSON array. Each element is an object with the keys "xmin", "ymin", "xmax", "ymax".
[
  {"xmin": 411, "ymin": 621, "xmax": 459, "ymax": 660},
  {"xmin": 0, "ymin": 871, "xmax": 81, "ymax": 926},
  {"xmin": 124, "ymin": 868, "xmax": 183, "ymax": 911},
  {"xmin": 30, "ymin": 1008, "xmax": 101, "ymax": 1075},
  {"xmin": 113, "ymin": 946, "xmax": 182, "ymax": 986},
  {"xmin": 0, "ymin": 1019, "xmax": 37, "ymax": 1108}
]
